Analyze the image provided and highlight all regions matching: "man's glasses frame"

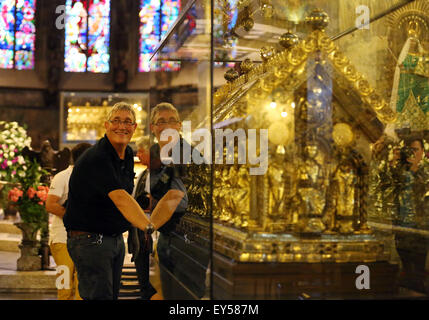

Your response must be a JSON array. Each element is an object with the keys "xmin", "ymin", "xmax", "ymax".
[
  {"xmin": 108, "ymin": 119, "xmax": 135, "ymax": 127},
  {"xmin": 154, "ymin": 120, "xmax": 181, "ymax": 126}
]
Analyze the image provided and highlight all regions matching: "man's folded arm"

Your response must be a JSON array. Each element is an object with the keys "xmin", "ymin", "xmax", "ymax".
[
  {"xmin": 150, "ymin": 189, "xmax": 185, "ymax": 230},
  {"xmin": 108, "ymin": 189, "xmax": 151, "ymax": 231}
]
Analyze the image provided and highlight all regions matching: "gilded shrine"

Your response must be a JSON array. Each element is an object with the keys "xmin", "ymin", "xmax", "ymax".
[{"xmin": 171, "ymin": 8, "xmax": 402, "ymax": 298}]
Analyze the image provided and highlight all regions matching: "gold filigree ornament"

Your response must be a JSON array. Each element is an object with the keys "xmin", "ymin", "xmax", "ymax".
[
  {"xmin": 343, "ymin": 65, "xmax": 359, "ymax": 82},
  {"xmin": 366, "ymin": 93, "xmax": 383, "ymax": 111},
  {"xmin": 274, "ymin": 64, "xmax": 291, "ymax": 80},
  {"xmin": 329, "ymin": 50, "xmax": 349, "ymax": 68},
  {"xmin": 288, "ymin": 46, "xmax": 307, "ymax": 66},
  {"xmin": 356, "ymin": 79, "xmax": 373, "ymax": 97},
  {"xmin": 303, "ymin": 34, "xmax": 318, "ymax": 53},
  {"xmin": 378, "ymin": 106, "xmax": 397, "ymax": 124},
  {"xmin": 318, "ymin": 33, "xmax": 335, "ymax": 53},
  {"xmin": 332, "ymin": 123, "xmax": 355, "ymax": 147}
]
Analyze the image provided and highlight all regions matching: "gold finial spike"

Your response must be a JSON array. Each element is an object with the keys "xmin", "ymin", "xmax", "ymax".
[
  {"xmin": 306, "ymin": 9, "xmax": 329, "ymax": 30},
  {"xmin": 240, "ymin": 58, "xmax": 254, "ymax": 74},
  {"xmin": 279, "ymin": 32, "xmax": 299, "ymax": 49},
  {"xmin": 224, "ymin": 69, "xmax": 239, "ymax": 82}
]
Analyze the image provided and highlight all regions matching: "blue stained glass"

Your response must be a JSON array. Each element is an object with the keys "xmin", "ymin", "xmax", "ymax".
[
  {"xmin": 0, "ymin": 30, "xmax": 14, "ymax": 50},
  {"xmin": 139, "ymin": 0, "xmax": 180, "ymax": 72},
  {"xmin": 141, "ymin": 36, "xmax": 158, "ymax": 52},
  {"xmin": 14, "ymin": 31, "xmax": 35, "ymax": 51},
  {"xmin": 0, "ymin": 0, "xmax": 16, "ymax": 30},
  {"xmin": 15, "ymin": 49, "xmax": 33, "ymax": 69},
  {"xmin": 228, "ymin": 0, "xmax": 238, "ymax": 29},
  {"xmin": 64, "ymin": 0, "xmax": 110, "ymax": 73},
  {"xmin": 0, "ymin": 0, "xmax": 37, "ymax": 69},
  {"xmin": 161, "ymin": 0, "xmax": 179, "ymax": 36},
  {"xmin": 89, "ymin": 0, "xmax": 109, "ymax": 17},
  {"xmin": 0, "ymin": 49, "xmax": 13, "ymax": 68},
  {"xmin": 17, "ymin": 20, "xmax": 36, "ymax": 33}
]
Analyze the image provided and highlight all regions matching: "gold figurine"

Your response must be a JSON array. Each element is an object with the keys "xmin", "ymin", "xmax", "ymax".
[
  {"xmin": 294, "ymin": 141, "xmax": 326, "ymax": 234},
  {"xmin": 331, "ymin": 154, "xmax": 358, "ymax": 234}
]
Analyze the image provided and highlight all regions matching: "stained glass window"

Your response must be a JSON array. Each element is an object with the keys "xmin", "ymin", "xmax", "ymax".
[
  {"xmin": 139, "ymin": 0, "xmax": 180, "ymax": 72},
  {"xmin": 64, "ymin": 0, "xmax": 110, "ymax": 73},
  {"xmin": 0, "ymin": 0, "xmax": 37, "ymax": 70}
]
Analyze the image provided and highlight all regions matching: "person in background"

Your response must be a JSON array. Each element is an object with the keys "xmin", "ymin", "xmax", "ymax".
[
  {"xmin": 45, "ymin": 142, "xmax": 92, "ymax": 300},
  {"xmin": 128, "ymin": 136, "xmax": 162, "ymax": 300}
]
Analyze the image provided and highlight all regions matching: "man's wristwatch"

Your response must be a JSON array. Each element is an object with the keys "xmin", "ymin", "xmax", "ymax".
[{"xmin": 145, "ymin": 222, "xmax": 154, "ymax": 235}]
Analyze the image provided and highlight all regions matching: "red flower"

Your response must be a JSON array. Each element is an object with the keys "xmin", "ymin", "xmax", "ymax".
[
  {"xmin": 27, "ymin": 187, "xmax": 37, "ymax": 199},
  {"xmin": 8, "ymin": 187, "xmax": 23, "ymax": 203},
  {"xmin": 36, "ymin": 189, "xmax": 48, "ymax": 202},
  {"xmin": 37, "ymin": 185, "xmax": 49, "ymax": 193}
]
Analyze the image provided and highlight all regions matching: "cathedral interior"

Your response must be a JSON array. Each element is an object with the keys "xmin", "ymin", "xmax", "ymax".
[{"xmin": 0, "ymin": 0, "xmax": 429, "ymax": 301}]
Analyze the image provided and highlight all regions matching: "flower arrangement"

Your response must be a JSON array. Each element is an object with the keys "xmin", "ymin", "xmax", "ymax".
[
  {"xmin": 7, "ymin": 160, "xmax": 49, "ymax": 228},
  {"xmin": 0, "ymin": 121, "xmax": 32, "ymax": 182}
]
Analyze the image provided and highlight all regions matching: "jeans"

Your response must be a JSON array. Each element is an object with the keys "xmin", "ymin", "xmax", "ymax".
[{"xmin": 67, "ymin": 233, "xmax": 125, "ymax": 300}]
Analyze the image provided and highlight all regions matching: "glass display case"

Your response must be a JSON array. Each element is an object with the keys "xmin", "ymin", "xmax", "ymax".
[
  {"xmin": 60, "ymin": 92, "xmax": 150, "ymax": 149},
  {"xmin": 152, "ymin": 0, "xmax": 429, "ymax": 299}
]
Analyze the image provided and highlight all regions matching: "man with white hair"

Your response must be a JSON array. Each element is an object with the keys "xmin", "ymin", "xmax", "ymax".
[{"xmin": 64, "ymin": 102, "xmax": 157, "ymax": 300}]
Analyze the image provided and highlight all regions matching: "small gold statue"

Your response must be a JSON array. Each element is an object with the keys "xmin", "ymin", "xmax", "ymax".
[
  {"xmin": 331, "ymin": 154, "xmax": 358, "ymax": 234},
  {"xmin": 294, "ymin": 141, "xmax": 326, "ymax": 233},
  {"xmin": 267, "ymin": 147, "xmax": 294, "ymax": 231},
  {"xmin": 219, "ymin": 166, "xmax": 233, "ymax": 223},
  {"xmin": 231, "ymin": 166, "xmax": 250, "ymax": 229}
]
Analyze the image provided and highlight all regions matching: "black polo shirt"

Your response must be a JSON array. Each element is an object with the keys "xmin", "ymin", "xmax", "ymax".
[{"xmin": 63, "ymin": 135, "xmax": 134, "ymax": 235}]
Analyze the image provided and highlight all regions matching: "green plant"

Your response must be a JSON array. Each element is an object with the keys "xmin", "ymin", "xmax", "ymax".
[{"xmin": 8, "ymin": 160, "xmax": 49, "ymax": 229}]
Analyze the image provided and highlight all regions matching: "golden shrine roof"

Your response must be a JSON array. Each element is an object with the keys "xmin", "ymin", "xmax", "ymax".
[{"xmin": 213, "ymin": 10, "xmax": 397, "ymax": 127}]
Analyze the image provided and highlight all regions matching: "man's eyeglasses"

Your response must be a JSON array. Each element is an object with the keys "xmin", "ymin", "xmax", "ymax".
[
  {"xmin": 108, "ymin": 119, "xmax": 135, "ymax": 127},
  {"xmin": 154, "ymin": 120, "xmax": 180, "ymax": 126}
]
